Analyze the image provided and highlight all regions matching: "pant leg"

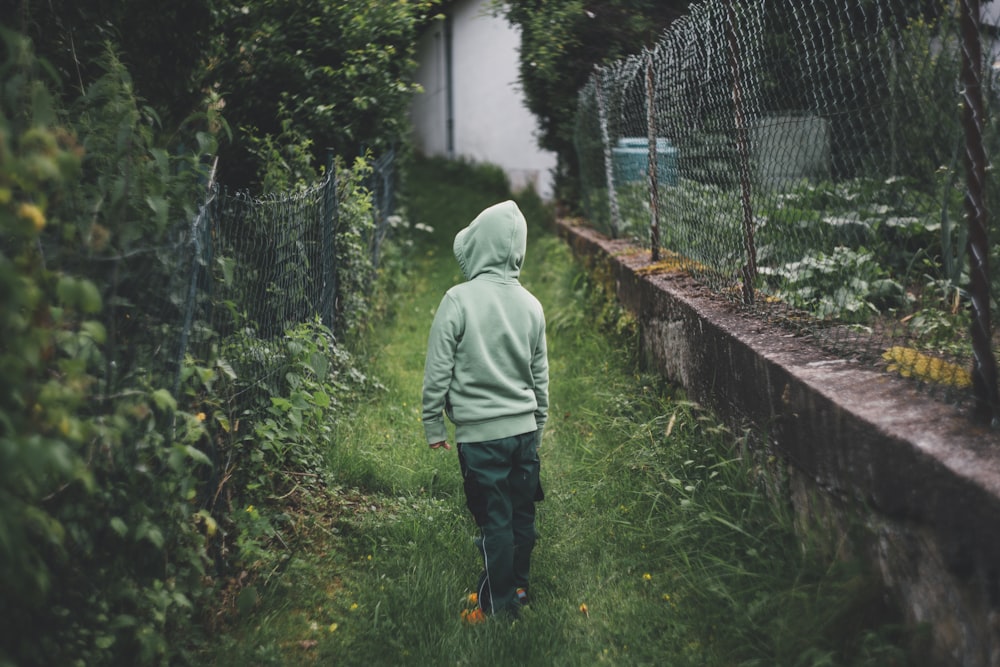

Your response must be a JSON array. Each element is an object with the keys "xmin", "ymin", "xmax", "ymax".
[
  {"xmin": 510, "ymin": 431, "xmax": 540, "ymax": 591},
  {"xmin": 458, "ymin": 436, "xmax": 520, "ymax": 616},
  {"xmin": 457, "ymin": 445, "xmax": 489, "ymax": 527}
]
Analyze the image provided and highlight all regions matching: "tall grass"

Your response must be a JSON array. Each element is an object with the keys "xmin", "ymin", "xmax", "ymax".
[{"xmin": 206, "ymin": 156, "xmax": 911, "ymax": 666}]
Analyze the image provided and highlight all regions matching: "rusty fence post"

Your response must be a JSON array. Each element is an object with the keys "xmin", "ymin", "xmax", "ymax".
[
  {"xmin": 728, "ymin": 0, "xmax": 756, "ymax": 306},
  {"xmin": 960, "ymin": 0, "xmax": 999, "ymax": 423}
]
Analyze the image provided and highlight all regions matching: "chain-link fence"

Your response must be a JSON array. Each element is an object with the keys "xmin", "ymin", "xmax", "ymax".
[
  {"xmin": 171, "ymin": 152, "xmax": 395, "ymax": 408},
  {"xmin": 575, "ymin": 0, "xmax": 1000, "ymax": 420},
  {"xmin": 368, "ymin": 147, "xmax": 397, "ymax": 271}
]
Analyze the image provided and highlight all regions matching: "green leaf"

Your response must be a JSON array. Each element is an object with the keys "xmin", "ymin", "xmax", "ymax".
[
  {"xmin": 217, "ymin": 358, "xmax": 237, "ymax": 380},
  {"xmin": 309, "ymin": 352, "xmax": 329, "ymax": 380},
  {"xmin": 24, "ymin": 505, "xmax": 65, "ymax": 545},
  {"xmin": 135, "ymin": 520, "xmax": 165, "ymax": 549},
  {"xmin": 110, "ymin": 516, "xmax": 128, "ymax": 537},
  {"xmin": 214, "ymin": 413, "xmax": 231, "ymax": 432},
  {"xmin": 146, "ymin": 195, "xmax": 168, "ymax": 225},
  {"xmin": 111, "ymin": 614, "xmax": 137, "ymax": 629},
  {"xmin": 151, "ymin": 388, "xmax": 177, "ymax": 412},
  {"xmin": 172, "ymin": 591, "xmax": 193, "ymax": 609},
  {"xmin": 56, "ymin": 275, "xmax": 102, "ymax": 313},
  {"xmin": 81, "ymin": 320, "xmax": 107, "ymax": 344},
  {"xmin": 78, "ymin": 280, "xmax": 102, "ymax": 313},
  {"xmin": 237, "ymin": 586, "xmax": 259, "ymax": 616},
  {"xmin": 216, "ymin": 255, "xmax": 236, "ymax": 286},
  {"xmin": 181, "ymin": 444, "xmax": 212, "ymax": 466},
  {"xmin": 312, "ymin": 389, "xmax": 330, "ymax": 408}
]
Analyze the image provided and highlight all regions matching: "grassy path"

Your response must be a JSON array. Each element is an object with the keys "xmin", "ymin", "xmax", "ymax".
[{"xmin": 208, "ymin": 160, "xmax": 908, "ymax": 666}]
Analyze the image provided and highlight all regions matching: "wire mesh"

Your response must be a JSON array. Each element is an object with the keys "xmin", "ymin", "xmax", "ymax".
[
  {"xmin": 574, "ymin": 0, "xmax": 1000, "ymax": 412},
  {"xmin": 368, "ymin": 146, "xmax": 397, "ymax": 270},
  {"xmin": 172, "ymin": 152, "xmax": 394, "ymax": 410}
]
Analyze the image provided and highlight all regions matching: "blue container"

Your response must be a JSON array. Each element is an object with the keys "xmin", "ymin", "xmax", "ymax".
[{"xmin": 612, "ymin": 137, "xmax": 678, "ymax": 186}]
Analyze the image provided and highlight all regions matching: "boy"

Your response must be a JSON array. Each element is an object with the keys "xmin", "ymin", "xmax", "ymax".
[{"xmin": 422, "ymin": 200, "xmax": 549, "ymax": 621}]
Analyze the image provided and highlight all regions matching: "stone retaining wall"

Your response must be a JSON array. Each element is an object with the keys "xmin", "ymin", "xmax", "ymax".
[{"xmin": 556, "ymin": 218, "xmax": 1000, "ymax": 667}]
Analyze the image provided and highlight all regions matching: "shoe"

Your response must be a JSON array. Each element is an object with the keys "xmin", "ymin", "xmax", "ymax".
[
  {"xmin": 516, "ymin": 587, "xmax": 529, "ymax": 606},
  {"xmin": 461, "ymin": 607, "xmax": 487, "ymax": 625}
]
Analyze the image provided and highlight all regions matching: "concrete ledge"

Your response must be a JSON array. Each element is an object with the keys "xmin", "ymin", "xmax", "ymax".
[{"xmin": 556, "ymin": 218, "xmax": 1000, "ymax": 667}]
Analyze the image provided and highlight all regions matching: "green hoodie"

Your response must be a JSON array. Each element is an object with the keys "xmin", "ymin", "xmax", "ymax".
[{"xmin": 422, "ymin": 200, "xmax": 549, "ymax": 445}]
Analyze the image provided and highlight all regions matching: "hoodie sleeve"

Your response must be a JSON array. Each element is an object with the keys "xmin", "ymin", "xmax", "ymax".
[
  {"xmin": 531, "ymin": 315, "xmax": 549, "ymax": 430},
  {"xmin": 422, "ymin": 293, "xmax": 461, "ymax": 444}
]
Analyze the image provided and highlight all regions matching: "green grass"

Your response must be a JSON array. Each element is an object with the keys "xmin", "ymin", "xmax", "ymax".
[{"xmin": 203, "ymin": 156, "xmax": 912, "ymax": 666}]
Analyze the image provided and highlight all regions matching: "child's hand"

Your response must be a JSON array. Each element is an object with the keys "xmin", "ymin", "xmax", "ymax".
[{"xmin": 429, "ymin": 440, "xmax": 451, "ymax": 451}]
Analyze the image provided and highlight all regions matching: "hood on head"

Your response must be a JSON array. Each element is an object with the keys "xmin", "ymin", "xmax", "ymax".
[{"xmin": 453, "ymin": 200, "xmax": 527, "ymax": 281}]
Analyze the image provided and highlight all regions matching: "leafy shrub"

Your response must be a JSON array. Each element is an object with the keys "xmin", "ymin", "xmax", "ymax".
[
  {"xmin": 1, "ymin": 32, "xmax": 218, "ymax": 666},
  {"xmin": 759, "ymin": 246, "xmax": 905, "ymax": 322},
  {"xmin": 1, "ymin": 28, "xmax": 93, "ymax": 644},
  {"xmin": 334, "ymin": 157, "xmax": 377, "ymax": 338},
  {"xmin": 243, "ymin": 318, "xmax": 378, "ymax": 495},
  {"xmin": 211, "ymin": 0, "xmax": 437, "ymax": 189},
  {"xmin": 202, "ymin": 317, "xmax": 385, "ymax": 622}
]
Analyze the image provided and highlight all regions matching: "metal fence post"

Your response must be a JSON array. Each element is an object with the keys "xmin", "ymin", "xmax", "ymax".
[
  {"xmin": 646, "ymin": 50, "xmax": 661, "ymax": 261},
  {"xmin": 960, "ymin": 0, "xmax": 999, "ymax": 423},
  {"xmin": 595, "ymin": 66, "xmax": 622, "ymax": 238},
  {"xmin": 174, "ymin": 165, "xmax": 218, "ymax": 398},
  {"xmin": 321, "ymin": 151, "xmax": 338, "ymax": 332},
  {"xmin": 728, "ymin": 0, "xmax": 756, "ymax": 306}
]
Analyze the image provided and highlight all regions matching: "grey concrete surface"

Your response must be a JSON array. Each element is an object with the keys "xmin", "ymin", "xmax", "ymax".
[{"xmin": 557, "ymin": 218, "xmax": 1000, "ymax": 667}]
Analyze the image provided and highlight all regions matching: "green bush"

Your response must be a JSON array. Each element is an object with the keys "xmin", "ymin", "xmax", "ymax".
[
  {"xmin": 0, "ymin": 27, "xmax": 93, "ymax": 633},
  {"xmin": 211, "ymin": 0, "xmax": 437, "ymax": 189},
  {"xmin": 1, "ymin": 31, "xmax": 220, "ymax": 666},
  {"xmin": 0, "ymin": 7, "xmax": 423, "ymax": 662}
]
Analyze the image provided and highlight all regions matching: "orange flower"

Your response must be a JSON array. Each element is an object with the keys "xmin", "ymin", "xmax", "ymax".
[{"xmin": 461, "ymin": 608, "xmax": 486, "ymax": 625}]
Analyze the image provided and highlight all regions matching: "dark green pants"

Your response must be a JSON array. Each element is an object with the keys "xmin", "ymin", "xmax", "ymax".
[{"xmin": 458, "ymin": 431, "xmax": 541, "ymax": 617}]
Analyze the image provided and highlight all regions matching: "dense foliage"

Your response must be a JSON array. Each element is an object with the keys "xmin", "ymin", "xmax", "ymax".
[
  {"xmin": 0, "ymin": 29, "xmax": 214, "ymax": 666},
  {"xmin": 211, "ymin": 0, "xmax": 438, "ymax": 189},
  {"xmin": 9, "ymin": 0, "xmax": 438, "ymax": 191},
  {"xmin": 1, "ymin": 0, "xmax": 436, "ymax": 662},
  {"xmin": 10, "ymin": 0, "xmax": 217, "ymax": 134}
]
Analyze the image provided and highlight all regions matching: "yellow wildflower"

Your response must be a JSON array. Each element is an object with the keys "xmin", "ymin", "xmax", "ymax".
[
  {"xmin": 328, "ymin": 623, "xmax": 338, "ymax": 633},
  {"xmin": 17, "ymin": 202, "xmax": 45, "ymax": 231},
  {"xmin": 882, "ymin": 346, "xmax": 971, "ymax": 388},
  {"xmin": 643, "ymin": 573, "xmax": 652, "ymax": 581},
  {"xmin": 196, "ymin": 412, "xmax": 206, "ymax": 422}
]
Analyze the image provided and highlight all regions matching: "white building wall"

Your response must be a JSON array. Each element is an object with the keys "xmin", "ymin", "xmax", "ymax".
[
  {"xmin": 410, "ymin": 0, "xmax": 557, "ymax": 200},
  {"xmin": 411, "ymin": 19, "xmax": 450, "ymax": 157}
]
